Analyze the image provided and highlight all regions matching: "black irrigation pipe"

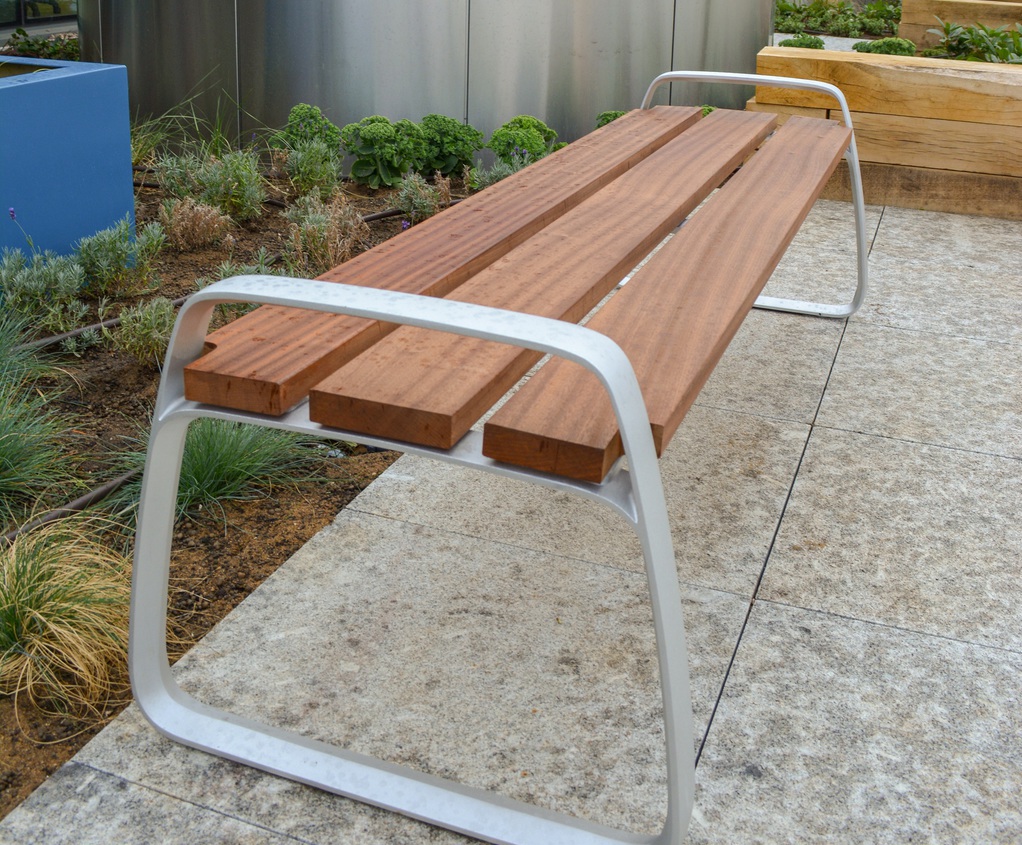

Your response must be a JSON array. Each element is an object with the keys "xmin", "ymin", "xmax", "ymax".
[{"xmin": 1, "ymin": 470, "xmax": 139, "ymax": 548}]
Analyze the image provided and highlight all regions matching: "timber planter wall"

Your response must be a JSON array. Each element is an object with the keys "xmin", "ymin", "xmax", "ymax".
[
  {"xmin": 898, "ymin": 0, "xmax": 1022, "ymax": 48},
  {"xmin": 747, "ymin": 46, "xmax": 1022, "ymax": 219}
]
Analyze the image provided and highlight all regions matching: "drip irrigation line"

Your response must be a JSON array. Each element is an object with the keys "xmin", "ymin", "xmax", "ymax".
[{"xmin": 1, "ymin": 470, "xmax": 139, "ymax": 547}]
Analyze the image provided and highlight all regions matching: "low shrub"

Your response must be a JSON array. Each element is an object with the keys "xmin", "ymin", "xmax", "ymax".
[
  {"xmin": 282, "ymin": 192, "xmax": 370, "ymax": 277},
  {"xmin": 853, "ymin": 36, "xmax": 916, "ymax": 55},
  {"xmin": 468, "ymin": 150, "xmax": 532, "ymax": 190},
  {"xmin": 774, "ymin": 0, "xmax": 900, "ymax": 38},
  {"xmin": 112, "ymin": 297, "xmax": 176, "ymax": 369},
  {"xmin": 395, "ymin": 172, "xmax": 452, "ymax": 225},
  {"xmin": 0, "ymin": 517, "xmax": 130, "ymax": 717},
  {"xmin": 76, "ymin": 216, "xmax": 165, "ymax": 298},
  {"xmin": 155, "ymin": 149, "xmax": 267, "ymax": 222},
  {"xmin": 158, "ymin": 197, "xmax": 234, "ymax": 250},
  {"xmin": 0, "ymin": 247, "xmax": 88, "ymax": 334},
  {"xmin": 284, "ymin": 138, "xmax": 343, "ymax": 200}
]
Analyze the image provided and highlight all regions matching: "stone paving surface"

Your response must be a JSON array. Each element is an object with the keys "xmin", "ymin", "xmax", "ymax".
[{"xmin": 2, "ymin": 201, "xmax": 1019, "ymax": 843}]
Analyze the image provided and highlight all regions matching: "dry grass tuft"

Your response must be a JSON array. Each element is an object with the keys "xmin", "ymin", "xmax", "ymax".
[
  {"xmin": 0, "ymin": 518, "xmax": 131, "ymax": 718},
  {"xmin": 158, "ymin": 196, "xmax": 235, "ymax": 251},
  {"xmin": 283, "ymin": 191, "xmax": 370, "ymax": 277}
]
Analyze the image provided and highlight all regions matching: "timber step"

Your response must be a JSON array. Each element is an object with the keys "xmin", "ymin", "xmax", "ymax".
[
  {"xmin": 306, "ymin": 110, "xmax": 778, "ymax": 448},
  {"xmin": 482, "ymin": 116, "xmax": 851, "ymax": 483},
  {"xmin": 182, "ymin": 105, "xmax": 702, "ymax": 415}
]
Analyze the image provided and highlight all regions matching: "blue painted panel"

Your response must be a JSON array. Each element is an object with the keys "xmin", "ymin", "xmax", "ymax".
[{"xmin": 0, "ymin": 56, "xmax": 133, "ymax": 256}]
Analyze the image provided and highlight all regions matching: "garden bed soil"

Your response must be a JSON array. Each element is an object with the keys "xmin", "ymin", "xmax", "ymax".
[{"xmin": 0, "ymin": 180, "xmax": 415, "ymax": 820}]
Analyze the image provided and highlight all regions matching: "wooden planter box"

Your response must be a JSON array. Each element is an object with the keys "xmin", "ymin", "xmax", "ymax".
[
  {"xmin": 747, "ymin": 46, "xmax": 1022, "ymax": 219},
  {"xmin": 899, "ymin": 0, "xmax": 1022, "ymax": 48}
]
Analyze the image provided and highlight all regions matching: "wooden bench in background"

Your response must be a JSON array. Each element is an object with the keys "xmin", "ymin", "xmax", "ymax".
[{"xmin": 130, "ymin": 72, "xmax": 867, "ymax": 845}]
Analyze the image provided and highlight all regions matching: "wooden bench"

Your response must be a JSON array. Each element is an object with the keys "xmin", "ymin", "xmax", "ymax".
[{"xmin": 130, "ymin": 72, "xmax": 867, "ymax": 845}]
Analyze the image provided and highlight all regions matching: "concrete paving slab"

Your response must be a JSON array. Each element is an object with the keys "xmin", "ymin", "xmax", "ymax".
[
  {"xmin": 854, "ymin": 251, "xmax": 1022, "ymax": 344},
  {"xmin": 689, "ymin": 601, "xmax": 1022, "ymax": 844},
  {"xmin": 760, "ymin": 199, "xmax": 882, "ymax": 307},
  {"xmin": 696, "ymin": 309, "xmax": 844, "ymax": 424},
  {"xmin": 760, "ymin": 427, "xmax": 1022, "ymax": 650},
  {"xmin": 0, "ymin": 763, "xmax": 300, "ymax": 845},
  {"xmin": 352, "ymin": 407, "xmax": 808, "ymax": 597},
  {"xmin": 40, "ymin": 511, "xmax": 747, "ymax": 842},
  {"xmin": 818, "ymin": 323, "xmax": 1022, "ymax": 458}
]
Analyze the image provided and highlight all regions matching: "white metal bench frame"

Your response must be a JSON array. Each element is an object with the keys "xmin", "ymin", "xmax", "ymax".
[{"xmin": 129, "ymin": 76, "xmax": 865, "ymax": 845}]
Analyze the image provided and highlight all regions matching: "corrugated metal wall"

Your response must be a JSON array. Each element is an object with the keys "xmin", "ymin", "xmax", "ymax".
[{"xmin": 81, "ymin": 0, "xmax": 771, "ymax": 143}]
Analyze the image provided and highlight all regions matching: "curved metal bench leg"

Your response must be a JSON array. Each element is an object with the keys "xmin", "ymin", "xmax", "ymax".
[
  {"xmin": 129, "ymin": 277, "xmax": 696, "ymax": 845},
  {"xmin": 642, "ymin": 70, "xmax": 869, "ymax": 319}
]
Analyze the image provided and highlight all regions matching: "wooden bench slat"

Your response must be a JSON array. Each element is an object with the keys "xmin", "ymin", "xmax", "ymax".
[
  {"xmin": 306, "ymin": 111, "xmax": 779, "ymax": 448},
  {"xmin": 182, "ymin": 106, "xmax": 703, "ymax": 415},
  {"xmin": 482, "ymin": 116, "xmax": 852, "ymax": 483}
]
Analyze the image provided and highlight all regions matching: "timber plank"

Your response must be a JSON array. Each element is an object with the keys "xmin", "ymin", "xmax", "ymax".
[
  {"xmin": 182, "ymin": 105, "xmax": 702, "ymax": 415},
  {"xmin": 482, "ymin": 116, "xmax": 852, "ymax": 483},
  {"xmin": 746, "ymin": 96, "xmax": 1022, "ymax": 176},
  {"xmin": 822, "ymin": 159, "xmax": 1022, "ymax": 219},
  {"xmin": 307, "ymin": 110, "xmax": 779, "ymax": 449},
  {"xmin": 755, "ymin": 46, "xmax": 1022, "ymax": 126}
]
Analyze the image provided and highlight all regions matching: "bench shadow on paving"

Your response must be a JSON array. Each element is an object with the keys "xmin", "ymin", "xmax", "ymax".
[{"xmin": 2, "ymin": 201, "xmax": 1020, "ymax": 843}]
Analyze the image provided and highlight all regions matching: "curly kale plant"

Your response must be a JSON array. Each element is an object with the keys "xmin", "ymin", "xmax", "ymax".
[
  {"xmin": 418, "ymin": 114, "xmax": 485, "ymax": 177},
  {"xmin": 488, "ymin": 115, "xmax": 560, "ymax": 166},
  {"xmin": 271, "ymin": 104, "xmax": 342, "ymax": 152},
  {"xmin": 341, "ymin": 116, "xmax": 427, "ymax": 188}
]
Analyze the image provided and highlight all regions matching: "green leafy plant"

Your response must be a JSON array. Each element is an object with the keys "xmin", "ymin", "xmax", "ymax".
[
  {"xmin": 271, "ymin": 103, "xmax": 342, "ymax": 152},
  {"xmin": 596, "ymin": 110, "xmax": 626, "ymax": 128},
  {"xmin": 341, "ymin": 116, "xmax": 428, "ymax": 189},
  {"xmin": 3, "ymin": 28, "xmax": 80, "ymax": 60},
  {"xmin": 0, "ymin": 517, "xmax": 130, "ymax": 717},
  {"xmin": 281, "ymin": 192, "xmax": 370, "ymax": 277},
  {"xmin": 779, "ymin": 34, "xmax": 827, "ymax": 49},
  {"xmin": 284, "ymin": 138, "xmax": 343, "ymax": 200},
  {"xmin": 925, "ymin": 19, "xmax": 1022, "ymax": 62},
  {"xmin": 774, "ymin": 0, "xmax": 900, "ymax": 38},
  {"xmin": 395, "ymin": 172, "xmax": 452, "ymax": 225},
  {"xmin": 418, "ymin": 114, "xmax": 485, "ymax": 177},
  {"xmin": 158, "ymin": 196, "xmax": 234, "ymax": 250},
  {"xmin": 111, "ymin": 296, "xmax": 176, "ymax": 369},
  {"xmin": 76, "ymin": 216, "xmax": 165, "ymax": 297},
  {"xmin": 488, "ymin": 115, "xmax": 560, "ymax": 165},
  {"xmin": 853, "ymin": 36, "xmax": 916, "ymax": 54},
  {"xmin": 107, "ymin": 419, "xmax": 329, "ymax": 522}
]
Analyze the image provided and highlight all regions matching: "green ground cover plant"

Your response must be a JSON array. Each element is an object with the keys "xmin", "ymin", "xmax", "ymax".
[
  {"xmin": 853, "ymin": 36, "xmax": 917, "ymax": 54},
  {"xmin": 779, "ymin": 33, "xmax": 828, "ymax": 48},
  {"xmin": 775, "ymin": 0, "xmax": 901, "ymax": 38}
]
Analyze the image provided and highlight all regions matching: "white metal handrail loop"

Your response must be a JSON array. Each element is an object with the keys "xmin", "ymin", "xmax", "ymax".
[
  {"xmin": 130, "ymin": 276, "xmax": 697, "ymax": 845},
  {"xmin": 642, "ymin": 69, "xmax": 869, "ymax": 318}
]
